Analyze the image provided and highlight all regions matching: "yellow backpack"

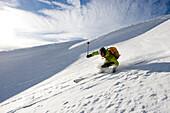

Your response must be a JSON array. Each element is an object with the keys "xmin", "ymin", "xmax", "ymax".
[{"xmin": 108, "ymin": 47, "xmax": 120, "ymax": 59}]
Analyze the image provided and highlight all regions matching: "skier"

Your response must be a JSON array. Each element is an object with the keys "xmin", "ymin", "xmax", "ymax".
[{"xmin": 86, "ymin": 47, "xmax": 119, "ymax": 73}]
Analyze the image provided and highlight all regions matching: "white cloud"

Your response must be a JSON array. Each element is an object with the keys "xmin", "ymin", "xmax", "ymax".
[
  {"xmin": 0, "ymin": 0, "xmax": 168, "ymax": 51},
  {"xmin": 0, "ymin": 0, "xmax": 20, "ymax": 8},
  {"xmin": 67, "ymin": 0, "xmax": 81, "ymax": 8},
  {"xmin": 0, "ymin": 6, "xmax": 50, "ymax": 51},
  {"xmin": 38, "ymin": 0, "xmax": 52, "ymax": 5},
  {"xmin": 52, "ymin": 1, "xmax": 73, "ymax": 9}
]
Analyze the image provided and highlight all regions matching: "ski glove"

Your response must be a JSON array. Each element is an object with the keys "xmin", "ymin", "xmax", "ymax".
[{"xmin": 86, "ymin": 54, "xmax": 92, "ymax": 58}]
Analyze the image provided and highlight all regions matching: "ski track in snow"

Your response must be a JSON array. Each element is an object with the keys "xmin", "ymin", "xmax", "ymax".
[{"xmin": 0, "ymin": 15, "xmax": 170, "ymax": 113}]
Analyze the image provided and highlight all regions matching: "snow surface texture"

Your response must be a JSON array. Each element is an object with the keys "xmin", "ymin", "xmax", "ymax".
[{"xmin": 0, "ymin": 15, "xmax": 170, "ymax": 113}]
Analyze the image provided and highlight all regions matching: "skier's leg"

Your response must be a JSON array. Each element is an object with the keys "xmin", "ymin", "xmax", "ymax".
[
  {"xmin": 112, "ymin": 56, "xmax": 119, "ymax": 73},
  {"xmin": 112, "ymin": 67, "xmax": 116, "ymax": 73},
  {"xmin": 101, "ymin": 62, "xmax": 112, "ymax": 68},
  {"xmin": 101, "ymin": 62, "xmax": 114, "ymax": 73}
]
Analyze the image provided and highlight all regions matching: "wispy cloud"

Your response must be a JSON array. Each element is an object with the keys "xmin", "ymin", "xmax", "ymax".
[
  {"xmin": 0, "ymin": 0, "xmax": 20, "ymax": 8},
  {"xmin": 38, "ymin": 0, "xmax": 51, "ymax": 5},
  {"xmin": 0, "ymin": 0, "xmax": 169, "ymax": 51}
]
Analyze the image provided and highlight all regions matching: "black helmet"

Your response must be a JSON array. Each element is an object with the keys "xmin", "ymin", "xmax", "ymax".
[{"xmin": 99, "ymin": 47, "xmax": 106, "ymax": 56}]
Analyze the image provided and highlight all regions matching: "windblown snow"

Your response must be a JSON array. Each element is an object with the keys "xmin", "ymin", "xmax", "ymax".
[{"xmin": 0, "ymin": 15, "xmax": 170, "ymax": 113}]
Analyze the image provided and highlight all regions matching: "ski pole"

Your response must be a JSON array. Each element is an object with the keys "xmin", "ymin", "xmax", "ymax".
[{"xmin": 87, "ymin": 42, "xmax": 90, "ymax": 55}]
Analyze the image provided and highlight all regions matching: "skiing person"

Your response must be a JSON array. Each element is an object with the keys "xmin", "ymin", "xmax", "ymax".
[{"xmin": 86, "ymin": 47, "xmax": 119, "ymax": 73}]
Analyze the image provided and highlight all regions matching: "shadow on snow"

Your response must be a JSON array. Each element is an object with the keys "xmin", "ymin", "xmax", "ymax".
[{"xmin": 130, "ymin": 62, "xmax": 170, "ymax": 74}]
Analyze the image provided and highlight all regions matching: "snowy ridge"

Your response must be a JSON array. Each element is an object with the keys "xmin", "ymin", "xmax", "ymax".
[{"xmin": 0, "ymin": 15, "xmax": 170, "ymax": 113}]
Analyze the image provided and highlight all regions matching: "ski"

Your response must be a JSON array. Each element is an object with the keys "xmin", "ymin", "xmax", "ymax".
[
  {"xmin": 73, "ymin": 72, "xmax": 103, "ymax": 83},
  {"xmin": 73, "ymin": 77, "xmax": 86, "ymax": 83},
  {"xmin": 73, "ymin": 71, "xmax": 115, "ymax": 83}
]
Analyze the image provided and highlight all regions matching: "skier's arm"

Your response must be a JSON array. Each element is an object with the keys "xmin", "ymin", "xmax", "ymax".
[
  {"xmin": 86, "ymin": 51, "xmax": 99, "ymax": 58},
  {"xmin": 91, "ymin": 51, "xmax": 100, "ymax": 56}
]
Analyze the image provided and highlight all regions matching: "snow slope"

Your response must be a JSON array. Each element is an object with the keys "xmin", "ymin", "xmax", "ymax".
[{"xmin": 0, "ymin": 15, "xmax": 170, "ymax": 113}]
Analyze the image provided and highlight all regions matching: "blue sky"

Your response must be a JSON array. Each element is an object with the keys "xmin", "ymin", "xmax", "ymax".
[
  {"xmin": 0, "ymin": 0, "xmax": 169, "ymax": 51},
  {"xmin": 16, "ymin": 0, "xmax": 89, "ymax": 12}
]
